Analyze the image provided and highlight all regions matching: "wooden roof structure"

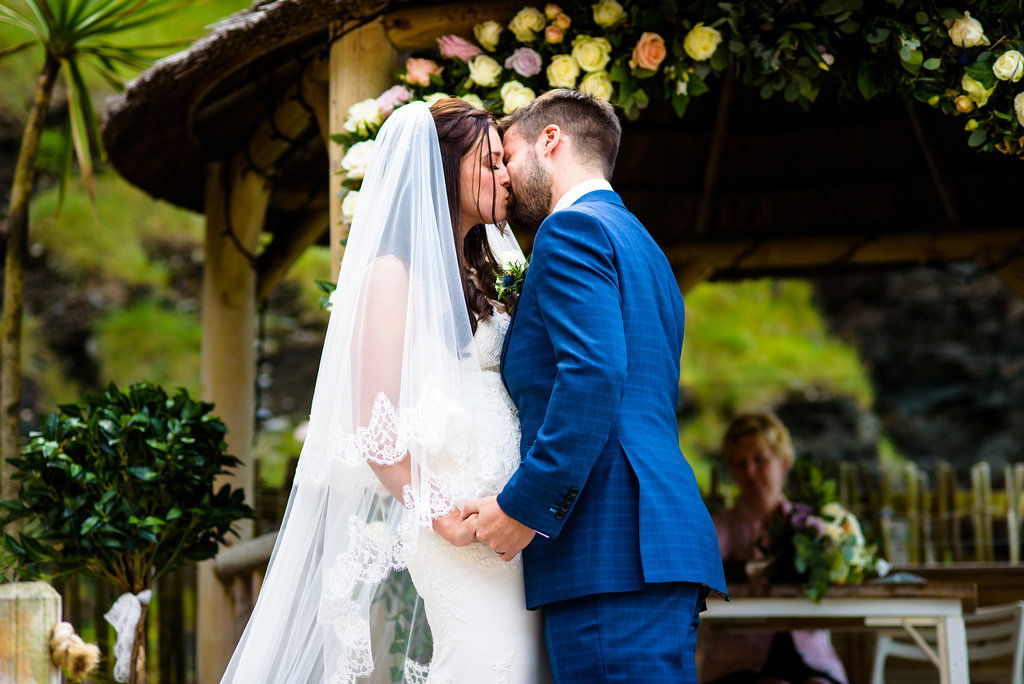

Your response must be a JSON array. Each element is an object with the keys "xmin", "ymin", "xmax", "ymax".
[{"xmin": 98, "ymin": 1, "xmax": 1024, "ymax": 679}]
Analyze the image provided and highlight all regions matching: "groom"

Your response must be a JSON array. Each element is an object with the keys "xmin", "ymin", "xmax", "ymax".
[{"xmin": 465, "ymin": 89, "xmax": 727, "ymax": 682}]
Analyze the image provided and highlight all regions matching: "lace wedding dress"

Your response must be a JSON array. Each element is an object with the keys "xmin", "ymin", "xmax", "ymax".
[{"xmin": 402, "ymin": 308, "xmax": 551, "ymax": 684}]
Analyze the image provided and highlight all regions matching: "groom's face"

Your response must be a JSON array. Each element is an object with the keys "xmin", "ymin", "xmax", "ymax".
[{"xmin": 502, "ymin": 126, "xmax": 552, "ymax": 232}]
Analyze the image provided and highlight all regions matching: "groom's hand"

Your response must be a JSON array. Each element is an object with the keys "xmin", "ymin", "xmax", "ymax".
[{"xmin": 464, "ymin": 496, "xmax": 535, "ymax": 561}]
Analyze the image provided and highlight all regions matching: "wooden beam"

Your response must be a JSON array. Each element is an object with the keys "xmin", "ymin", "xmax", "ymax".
[
  {"xmin": 692, "ymin": 66, "xmax": 735, "ymax": 236},
  {"xmin": 256, "ymin": 207, "xmax": 330, "ymax": 301},
  {"xmin": 664, "ymin": 228, "xmax": 1024, "ymax": 273},
  {"xmin": 328, "ymin": 17, "xmax": 397, "ymax": 280},
  {"xmin": 197, "ymin": 158, "xmax": 267, "ymax": 684},
  {"xmin": 384, "ymin": 2, "xmax": 519, "ymax": 50},
  {"xmin": 677, "ymin": 261, "xmax": 713, "ymax": 295},
  {"xmin": 213, "ymin": 532, "xmax": 278, "ymax": 581},
  {"xmin": 993, "ymin": 257, "xmax": 1024, "ymax": 298}
]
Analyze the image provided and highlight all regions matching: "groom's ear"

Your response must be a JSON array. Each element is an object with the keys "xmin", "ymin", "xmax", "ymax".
[{"xmin": 538, "ymin": 124, "xmax": 563, "ymax": 158}]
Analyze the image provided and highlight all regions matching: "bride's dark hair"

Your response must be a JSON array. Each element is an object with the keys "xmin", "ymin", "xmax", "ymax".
[{"xmin": 430, "ymin": 98, "xmax": 504, "ymax": 334}]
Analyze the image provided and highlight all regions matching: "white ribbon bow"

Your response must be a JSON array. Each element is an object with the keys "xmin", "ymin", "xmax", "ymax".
[{"xmin": 103, "ymin": 589, "xmax": 152, "ymax": 682}]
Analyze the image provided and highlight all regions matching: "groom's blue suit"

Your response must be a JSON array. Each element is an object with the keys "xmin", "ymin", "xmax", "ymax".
[{"xmin": 497, "ymin": 189, "xmax": 727, "ymax": 682}]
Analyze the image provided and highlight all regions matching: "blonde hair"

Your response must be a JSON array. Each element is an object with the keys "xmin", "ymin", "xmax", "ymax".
[{"xmin": 722, "ymin": 412, "xmax": 795, "ymax": 468}]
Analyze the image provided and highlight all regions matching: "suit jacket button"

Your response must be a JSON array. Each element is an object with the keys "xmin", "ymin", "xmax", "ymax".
[
  {"xmin": 570, "ymin": 487, "xmax": 579, "ymax": 496},
  {"xmin": 560, "ymin": 502, "xmax": 570, "ymax": 512},
  {"xmin": 555, "ymin": 511, "xmax": 565, "ymax": 520}
]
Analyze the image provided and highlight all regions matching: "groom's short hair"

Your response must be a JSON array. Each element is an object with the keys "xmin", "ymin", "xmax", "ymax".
[{"xmin": 500, "ymin": 89, "xmax": 621, "ymax": 179}]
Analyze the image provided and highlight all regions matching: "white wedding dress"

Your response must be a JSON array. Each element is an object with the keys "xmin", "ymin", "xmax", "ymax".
[{"xmin": 402, "ymin": 308, "xmax": 551, "ymax": 684}]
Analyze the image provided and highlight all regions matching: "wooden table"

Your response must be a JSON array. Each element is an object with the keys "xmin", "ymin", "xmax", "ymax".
[{"xmin": 703, "ymin": 583, "xmax": 977, "ymax": 684}]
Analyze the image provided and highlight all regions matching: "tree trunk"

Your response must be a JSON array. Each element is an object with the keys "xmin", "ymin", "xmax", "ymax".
[
  {"xmin": 1, "ymin": 56, "xmax": 59, "ymax": 491},
  {"xmin": 126, "ymin": 602, "xmax": 148, "ymax": 684}
]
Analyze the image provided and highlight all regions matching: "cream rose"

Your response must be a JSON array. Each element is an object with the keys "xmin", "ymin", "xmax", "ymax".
[
  {"xmin": 423, "ymin": 92, "xmax": 451, "ymax": 106},
  {"xmin": 993, "ymin": 50, "xmax": 1024, "ymax": 82},
  {"xmin": 1016, "ymin": 92, "xmax": 1024, "ymax": 126},
  {"xmin": 546, "ymin": 54, "xmax": 581, "ymax": 88},
  {"xmin": 474, "ymin": 20, "xmax": 503, "ymax": 52},
  {"xmin": 572, "ymin": 35, "xmax": 613, "ymax": 72},
  {"xmin": 509, "ymin": 7, "xmax": 546, "ymax": 42},
  {"xmin": 341, "ymin": 190, "xmax": 359, "ymax": 222},
  {"xmin": 468, "ymin": 54, "xmax": 503, "ymax": 87},
  {"xmin": 629, "ymin": 32, "xmax": 667, "ymax": 71},
  {"xmin": 684, "ymin": 23, "xmax": 722, "ymax": 61},
  {"xmin": 591, "ymin": 0, "xmax": 626, "ymax": 28},
  {"xmin": 962, "ymin": 74, "xmax": 995, "ymax": 107},
  {"xmin": 501, "ymin": 80, "xmax": 537, "ymax": 114},
  {"xmin": 579, "ymin": 70, "xmax": 614, "ymax": 101},
  {"xmin": 458, "ymin": 93, "xmax": 486, "ymax": 110},
  {"xmin": 948, "ymin": 11, "xmax": 990, "ymax": 48},
  {"xmin": 343, "ymin": 99, "xmax": 383, "ymax": 136},
  {"xmin": 339, "ymin": 140, "xmax": 376, "ymax": 180}
]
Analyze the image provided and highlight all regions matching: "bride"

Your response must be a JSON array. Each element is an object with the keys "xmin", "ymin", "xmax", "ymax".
[{"xmin": 221, "ymin": 99, "xmax": 551, "ymax": 683}]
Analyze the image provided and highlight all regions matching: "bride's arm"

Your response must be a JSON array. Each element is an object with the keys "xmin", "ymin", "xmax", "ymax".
[{"xmin": 355, "ymin": 256, "xmax": 476, "ymax": 545}]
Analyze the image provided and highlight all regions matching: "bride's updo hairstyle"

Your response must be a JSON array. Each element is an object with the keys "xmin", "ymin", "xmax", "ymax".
[{"xmin": 430, "ymin": 98, "xmax": 503, "ymax": 333}]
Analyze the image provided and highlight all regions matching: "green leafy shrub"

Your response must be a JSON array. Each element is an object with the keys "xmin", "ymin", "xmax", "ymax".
[{"xmin": 1, "ymin": 382, "xmax": 252, "ymax": 591}]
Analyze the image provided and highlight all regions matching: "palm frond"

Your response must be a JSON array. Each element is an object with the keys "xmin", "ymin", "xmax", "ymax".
[
  {"xmin": 0, "ymin": 5, "xmax": 39, "ymax": 36},
  {"xmin": 0, "ymin": 41, "xmax": 37, "ymax": 61},
  {"xmin": 62, "ymin": 57, "xmax": 97, "ymax": 201}
]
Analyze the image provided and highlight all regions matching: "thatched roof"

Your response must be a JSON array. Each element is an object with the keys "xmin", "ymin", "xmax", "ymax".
[
  {"xmin": 102, "ymin": 0, "xmax": 411, "ymax": 213},
  {"xmin": 102, "ymin": 0, "xmax": 1023, "ymax": 277}
]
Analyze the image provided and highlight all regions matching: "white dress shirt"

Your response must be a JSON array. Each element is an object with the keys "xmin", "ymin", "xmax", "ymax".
[{"xmin": 551, "ymin": 178, "xmax": 614, "ymax": 214}]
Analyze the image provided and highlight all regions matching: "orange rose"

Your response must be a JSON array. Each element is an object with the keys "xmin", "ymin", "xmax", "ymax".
[
  {"xmin": 404, "ymin": 57, "xmax": 443, "ymax": 87},
  {"xmin": 545, "ymin": 25, "xmax": 565, "ymax": 43},
  {"xmin": 629, "ymin": 32, "xmax": 666, "ymax": 71}
]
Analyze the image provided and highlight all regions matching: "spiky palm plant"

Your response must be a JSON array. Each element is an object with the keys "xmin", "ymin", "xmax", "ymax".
[{"xmin": 0, "ymin": 0, "xmax": 188, "ymax": 494}]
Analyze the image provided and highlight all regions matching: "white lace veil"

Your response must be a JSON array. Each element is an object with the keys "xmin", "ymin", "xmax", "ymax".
[{"xmin": 221, "ymin": 101, "xmax": 496, "ymax": 683}]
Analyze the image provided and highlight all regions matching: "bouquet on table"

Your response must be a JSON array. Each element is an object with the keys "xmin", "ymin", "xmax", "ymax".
[{"xmin": 757, "ymin": 461, "xmax": 891, "ymax": 601}]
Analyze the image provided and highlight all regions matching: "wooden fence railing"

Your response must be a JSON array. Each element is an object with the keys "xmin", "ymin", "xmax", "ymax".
[{"xmin": 57, "ymin": 458, "xmax": 1022, "ymax": 682}]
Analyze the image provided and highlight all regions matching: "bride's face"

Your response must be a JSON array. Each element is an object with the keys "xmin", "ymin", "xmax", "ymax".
[{"xmin": 459, "ymin": 126, "xmax": 510, "ymax": 231}]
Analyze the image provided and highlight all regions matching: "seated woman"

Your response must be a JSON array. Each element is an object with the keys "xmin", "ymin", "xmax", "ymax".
[{"xmin": 700, "ymin": 412, "xmax": 847, "ymax": 684}]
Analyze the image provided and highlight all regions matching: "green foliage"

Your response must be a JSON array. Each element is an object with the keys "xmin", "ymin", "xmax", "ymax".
[
  {"xmin": 31, "ymin": 174, "xmax": 202, "ymax": 286},
  {"xmin": 93, "ymin": 300, "xmax": 201, "ymax": 394},
  {"xmin": 494, "ymin": 258, "xmax": 528, "ymax": 313},
  {"xmin": 0, "ymin": 383, "xmax": 253, "ymax": 592},
  {"xmin": 679, "ymin": 279, "xmax": 873, "ymax": 487}
]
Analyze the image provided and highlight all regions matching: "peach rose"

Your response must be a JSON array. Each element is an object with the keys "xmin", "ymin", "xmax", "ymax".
[
  {"xmin": 629, "ymin": 32, "xmax": 667, "ymax": 71},
  {"xmin": 404, "ymin": 57, "xmax": 443, "ymax": 87},
  {"xmin": 545, "ymin": 25, "xmax": 565, "ymax": 43},
  {"xmin": 554, "ymin": 12, "xmax": 571, "ymax": 30}
]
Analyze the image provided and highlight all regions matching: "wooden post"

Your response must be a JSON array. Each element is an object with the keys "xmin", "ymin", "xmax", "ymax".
[
  {"xmin": 328, "ymin": 17, "xmax": 397, "ymax": 280},
  {"xmin": 196, "ymin": 157, "xmax": 268, "ymax": 683},
  {"xmin": 971, "ymin": 461, "xmax": 994, "ymax": 562},
  {"xmin": 0, "ymin": 582, "xmax": 60, "ymax": 684}
]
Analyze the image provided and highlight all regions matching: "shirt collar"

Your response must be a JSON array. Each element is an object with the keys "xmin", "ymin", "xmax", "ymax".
[{"xmin": 551, "ymin": 178, "xmax": 614, "ymax": 214}]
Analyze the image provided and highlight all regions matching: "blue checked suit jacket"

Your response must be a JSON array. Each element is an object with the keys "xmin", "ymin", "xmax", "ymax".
[{"xmin": 497, "ymin": 190, "xmax": 727, "ymax": 610}]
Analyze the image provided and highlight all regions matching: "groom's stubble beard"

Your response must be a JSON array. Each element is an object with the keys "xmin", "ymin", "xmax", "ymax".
[{"xmin": 508, "ymin": 150, "xmax": 553, "ymax": 232}]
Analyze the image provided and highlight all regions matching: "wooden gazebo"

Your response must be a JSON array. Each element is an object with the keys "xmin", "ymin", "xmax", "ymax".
[{"xmin": 100, "ymin": 0, "xmax": 1024, "ymax": 678}]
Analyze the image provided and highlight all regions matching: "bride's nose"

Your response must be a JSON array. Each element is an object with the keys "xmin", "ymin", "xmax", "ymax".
[{"xmin": 497, "ymin": 167, "xmax": 510, "ymax": 189}]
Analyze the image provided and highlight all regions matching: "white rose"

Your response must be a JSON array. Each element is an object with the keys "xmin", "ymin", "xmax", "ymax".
[
  {"xmin": 1015, "ymin": 92, "xmax": 1024, "ymax": 126},
  {"xmin": 591, "ymin": 0, "xmax": 626, "ymax": 28},
  {"xmin": 948, "ymin": 11, "xmax": 990, "ymax": 48},
  {"xmin": 823, "ymin": 522, "xmax": 844, "ymax": 542},
  {"xmin": 423, "ymin": 92, "xmax": 450, "ymax": 106},
  {"xmin": 822, "ymin": 502, "xmax": 847, "ymax": 520},
  {"xmin": 993, "ymin": 50, "xmax": 1024, "ymax": 82},
  {"xmin": 579, "ymin": 70, "xmax": 614, "ymax": 101},
  {"xmin": 458, "ymin": 93, "xmax": 486, "ymax": 110},
  {"xmin": 572, "ymin": 35, "xmax": 613, "ymax": 72},
  {"xmin": 343, "ymin": 98, "xmax": 383, "ymax": 136},
  {"xmin": 468, "ymin": 54, "xmax": 503, "ymax": 87},
  {"xmin": 341, "ymin": 190, "xmax": 359, "ymax": 222},
  {"xmin": 546, "ymin": 54, "xmax": 580, "ymax": 89},
  {"xmin": 508, "ymin": 7, "xmax": 546, "ymax": 42},
  {"xmin": 962, "ymin": 74, "xmax": 995, "ymax": 107},
  {"xmin": 474, "ymin": 20, "xmax": 503, "ymax": 52},
  {"xmin": 684, "ymin": 23, "xmax": 723, "ymax": 62},
  {"xmin": 500, "ymin": 80, "xmax": 537, "ymax": 114},
  {"xmin": 339, "ymin": 140, "xmax": 376, "ymax": 180}
]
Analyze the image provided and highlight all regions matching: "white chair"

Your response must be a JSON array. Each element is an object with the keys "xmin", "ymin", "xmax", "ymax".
[{"xmin": 871, "ymin": 601, "xmax": 1024, "ymax": 684}]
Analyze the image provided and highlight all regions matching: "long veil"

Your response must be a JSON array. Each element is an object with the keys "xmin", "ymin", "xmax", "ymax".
[{"xmin": 221, "ymin": 101, "xmax": 495, "ymax": 683}]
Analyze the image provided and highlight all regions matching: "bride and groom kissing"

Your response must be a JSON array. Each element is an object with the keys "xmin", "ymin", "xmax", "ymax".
[{"xmin": 222, "ymin": 89, "xmax": 727, "ymax": 683}]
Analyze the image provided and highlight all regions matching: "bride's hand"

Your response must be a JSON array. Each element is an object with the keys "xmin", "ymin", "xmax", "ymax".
[{"xmin": 432, "ymin": 509, "xmax": 478, "ymax": 547}]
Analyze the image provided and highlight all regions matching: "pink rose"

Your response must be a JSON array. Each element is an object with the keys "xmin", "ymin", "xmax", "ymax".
[
  {"xmin": 629, "ymin": 32, "xmax": 667, "ymax": 71},
  {"xmin": 375, "ymin": 85, "xmax": 412, "ymax": 116},
  {"xmin": 404, "ymin": 57, "xmax": 443, "ymax": 87},
  {"xmin": 545, "ymin": 25, "xmax": 564, "ymax": 44},
  {"xmin": 504, "ymin": 47, "xmax": 543, "ymax": 78},
  {"xmin": 437, "ymin": 34, "xmax": 484, "ymax": 63}
]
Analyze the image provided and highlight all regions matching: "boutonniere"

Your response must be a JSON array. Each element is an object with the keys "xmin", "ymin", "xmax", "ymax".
[{"xmin": 494, "ymin": 258, "xmax": 528, "ymax": 313}]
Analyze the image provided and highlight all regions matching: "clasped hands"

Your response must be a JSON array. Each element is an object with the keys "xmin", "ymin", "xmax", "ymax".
[{"xmin": 431, "ymin": 496, "xmax": 535, "ymax": 561}]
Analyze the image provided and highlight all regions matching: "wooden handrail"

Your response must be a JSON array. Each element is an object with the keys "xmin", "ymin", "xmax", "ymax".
[{"xmin": 213, "ymin": 532, "xmax": 278, "ymax": 581}]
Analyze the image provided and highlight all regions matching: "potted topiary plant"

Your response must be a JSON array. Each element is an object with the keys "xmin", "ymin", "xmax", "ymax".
[{"xmin": 0, "ymin": 382, "xmax": 253, "ymax": 684}]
